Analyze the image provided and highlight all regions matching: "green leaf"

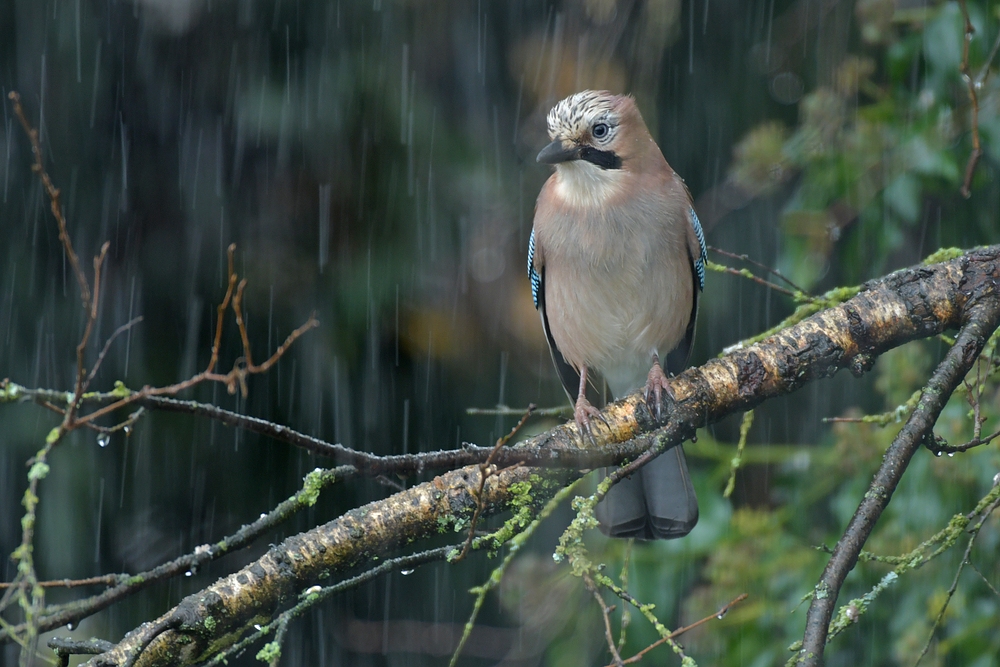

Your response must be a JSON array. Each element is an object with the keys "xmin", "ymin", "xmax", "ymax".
[{"xmin": 883, "ymin": 173, "xmax": 921, "ymax": 223}]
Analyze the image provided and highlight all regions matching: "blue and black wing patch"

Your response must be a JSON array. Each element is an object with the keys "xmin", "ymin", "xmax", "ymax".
[
  {"xmin": 528, "ymin": 229, "xmax": 542, "ymax": 308},
  {"xmin": 690, "ymin": 207, "xmax": 707, "ymax": 291}
]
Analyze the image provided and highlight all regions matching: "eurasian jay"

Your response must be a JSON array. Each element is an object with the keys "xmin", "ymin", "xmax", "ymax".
[{"xmin": 528, "ymin": 90, "xmax": 706, "ymax": 540}]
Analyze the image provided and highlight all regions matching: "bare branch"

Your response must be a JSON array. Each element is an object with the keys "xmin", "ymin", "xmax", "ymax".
[
  {"xmin": 798, "ymin": 281, "xmax": 1000, "ymax": 664},
  {"xmin": 7, "ymin": 92, "xmax": 91, "ymax": 308}
]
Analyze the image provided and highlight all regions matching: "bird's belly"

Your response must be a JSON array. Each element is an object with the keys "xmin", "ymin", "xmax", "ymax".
[{"xmin": 545, "ymin": 260, "xmax": 691, "ymax": 394}]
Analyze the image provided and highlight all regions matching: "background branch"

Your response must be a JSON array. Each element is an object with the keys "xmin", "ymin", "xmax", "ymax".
[{"xmin": 797, "ymin": 267, "xmax": 1000, "ymax": 665}]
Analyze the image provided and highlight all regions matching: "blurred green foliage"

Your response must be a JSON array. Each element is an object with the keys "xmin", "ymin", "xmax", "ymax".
[{"xmin": 729, "ymin": 0, "xmax": 997, "ymax": 289}]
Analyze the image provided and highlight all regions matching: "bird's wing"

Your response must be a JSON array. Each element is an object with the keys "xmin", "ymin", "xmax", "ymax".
[
  {"xmin": 529, "ymin": 229, "xmax": 608, "ymax": 406},
  {"xmin": 664, "ymin": 206, "xmax": 708, "ymax": 376}
]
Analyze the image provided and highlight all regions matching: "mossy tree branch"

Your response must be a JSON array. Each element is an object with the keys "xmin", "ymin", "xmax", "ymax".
[{"xmin": 71, "ymin": 246, "xmax": 1000, "ymax": 667}]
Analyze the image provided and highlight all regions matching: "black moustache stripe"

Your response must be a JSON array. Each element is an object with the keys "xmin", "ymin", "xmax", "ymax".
[{"xmin": 578, "ymin": 146, "xmax": 622, "ymax": 170}]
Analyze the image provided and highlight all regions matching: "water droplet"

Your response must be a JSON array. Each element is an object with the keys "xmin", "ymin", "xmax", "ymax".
[
  {"xmin": 66, "ymin": 622, "xmax": 75, "ymax": 631},
  {"xmin": 400, "ymin": 569, "xmax": 414, "ymax": 576},
  {"xmin": 185, "ymin": 570, "xmax": 193, "ymax": 577},
  {"xmin": 97, "ymin": 434, "xmax": 110, "ymax": 448},
  {"xmin": 716, "ymin": 612, "xmax": 726, "ymax": 620},
  {"xmin": 947, "ymin": 452, "xmax": 955, "ymax": 457},
  {"xmin": 123, "ymin": 425, "xmax": 132, "ymax": 436},
  {"xmin": 934, "ymin": 451, "xmax": 943, "ymax": 457},
  {"xmin": 254, "ymin": 624, "xmax": 262, "ymax": 631}
]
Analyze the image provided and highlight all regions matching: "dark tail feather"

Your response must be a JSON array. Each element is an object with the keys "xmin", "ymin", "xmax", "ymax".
[{"xmin": 594, "ymin": 445, "xmax": 698, "ymax": 540}]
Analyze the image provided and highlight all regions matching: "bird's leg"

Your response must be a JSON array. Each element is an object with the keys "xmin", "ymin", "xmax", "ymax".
[
  {"xmin": 644, "ymin": 353, "xmax": 676, "ymax": 421},
  {"xmin": 574, "ymin": 366, "xmax": 606, "ymax": 441}
]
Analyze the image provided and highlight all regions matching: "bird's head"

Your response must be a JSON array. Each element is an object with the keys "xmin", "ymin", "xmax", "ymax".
[{"xmin": 537, "ymin": 91, "xmax": 643, "ymax": 171}]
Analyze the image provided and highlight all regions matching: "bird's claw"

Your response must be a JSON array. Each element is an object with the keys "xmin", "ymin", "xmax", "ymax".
[
  {"xmin": 644, "ymin": 362, "xmax": 676, "ymax": 421},
  {"xmin": 574, "ymin": 396, "xmax": 608, "ymax": 443}
]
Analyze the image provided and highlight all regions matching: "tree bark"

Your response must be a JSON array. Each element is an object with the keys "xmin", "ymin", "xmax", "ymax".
[{"xmin": 86, "ymin": 246, "xmax": 1000, "ymax": 667}]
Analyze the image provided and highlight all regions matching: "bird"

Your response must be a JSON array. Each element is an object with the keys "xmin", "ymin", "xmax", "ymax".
[{"xmin": 527, "ymin": 90, "xmax": 706, "ymax": 540}]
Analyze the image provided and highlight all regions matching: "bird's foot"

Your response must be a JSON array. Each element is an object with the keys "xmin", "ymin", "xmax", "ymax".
[
  {"xmin": 574, "ymin": 395, "xmax": 608, "ymax": 443},
  {"xmin": 644, "ymin": 361, "xmax": 676, "ymax": 421}
]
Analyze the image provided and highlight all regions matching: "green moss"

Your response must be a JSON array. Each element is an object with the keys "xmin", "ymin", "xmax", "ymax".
[
  {"xmin": 27, "ymin": 461, "xmax": 50, "ymax": 482},
  {"xmin": 256, "ymin": 641, "xmax": 281, "ymax": 663},
  {"xmin": 922, "ymin": 247, "xmax": 964, "ymax": 265},
  {"xmin": 0, "ymin": 381, "xmax": 22, "ymax": 402},
  {"xmin": 203, "ymin": 616, "xmax": 217, "ymax": 633}
]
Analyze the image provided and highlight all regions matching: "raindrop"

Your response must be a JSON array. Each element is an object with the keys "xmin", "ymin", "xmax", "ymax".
[
  {"xmin": 254, "ymin": 624, "xmax": 262, "ymax": 631},
  {"xmin": 318, "ymin": 184, "xmax": 331, "ymax": 272},
  {"xmin": 66, "ymin": 622, "xmax": 75, "ymax": 631},
  {"xmin": 947, "ymin": 452, "xmax": 954, "ymax": 457},
  {"xmin": 185, "ymin": 570, "xmax": 193, "ymax": 577},
  {"xmin": 934, "ymin": 451, "xmax": 942, "ymax": 457},
  {"xmin": 123, "ymin": 425, "xmax": 132, "ymax": 436},
  {"xmin": 770, "ymin": 72, "xmax": 804, "ymax": 105},
  {"xmin": 97, "ymin": 433, "xmax": 110, "ymax": 448},
  {"xmin": 400, "ymin": 569, "xmax": 414, "ymax": 576},
  {"xmin": 716, "ymin": 611, "xmax": 726, "ymax": 620}
]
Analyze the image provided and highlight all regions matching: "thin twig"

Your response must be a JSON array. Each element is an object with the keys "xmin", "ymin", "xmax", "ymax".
[
  {"xmin": 3, "ymin": 382, "xmax": 588, "ymax": 475},
  {"xmin": 709, "ymin": 245, "xmax": 811, "ymax": 295},
  {"xmin": 586, "ymin": 574, "xmax": 624, "ymax": 667},
  {"xmin": 453, "ymin": 404, "xmax": 535, "ymax": 562},
  {"xmin": 85, "ymin": 317, "xmax": 144, "ymax": 389},
  {"xmin": 466, "ymin": 404, "xmax": 571, "ymax": 417},
  {"xmin": 923, "ymin": 426, "xmax": 1000, "ymax": 456},
  {"xmin": 956, "ymin": 0, "xmax": 1000, "ymax": 197},
  {"xmin": 7, "ymin": 92, "xmax": 90, "ymax": 308},
  {"xmin": 71, "ymin": 311, "xmax": 319, "ymax": 427},
  {"xmin": 914, "ymin": 496, "xmax": 1000, "ymax": 665},
  {"xmin": 0, "ymin": 575, "xmax": 120, "ymax": 590},
  {"xmin": 707, "ymin": 260, "xmax": 803, "ymax": 299},
  {"xmin": 968, "ymin": 560, "xmax": 1000, "ymax": 599},
  {"xmin": 614, "ymin": 594, "xmax": 749, "ymax": 666},
  {"xmin": 65, "ymin": 243, "xmax": 110, "ymax": 427},
  {"xmin": 724, "ymin": 410, "xmax": 754, "ymax": 498},
  {"xmin": 616, "ymin": 543, "xmax": 632, "ymax": 654}
]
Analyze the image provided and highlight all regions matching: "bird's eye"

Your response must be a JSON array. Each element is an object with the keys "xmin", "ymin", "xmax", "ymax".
[{"xmin": 592, "ymin": 123, "xmax": 610, "ymax": 139}]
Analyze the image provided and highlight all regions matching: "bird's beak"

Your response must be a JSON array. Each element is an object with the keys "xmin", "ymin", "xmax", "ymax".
[{"xmin": 536, "ymin": 140, "xmax": 580, "ymax": 165}]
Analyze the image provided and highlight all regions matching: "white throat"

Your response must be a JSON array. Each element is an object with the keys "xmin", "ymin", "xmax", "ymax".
[{"xmin": 552, "ymin": 160, "xmax": 625, "ymax": 209}]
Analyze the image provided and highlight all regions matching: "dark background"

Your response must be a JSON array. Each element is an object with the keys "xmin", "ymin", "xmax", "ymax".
[{"xmin": 2, "ymin": 1, "xmax": 998, "ymax": 665}]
